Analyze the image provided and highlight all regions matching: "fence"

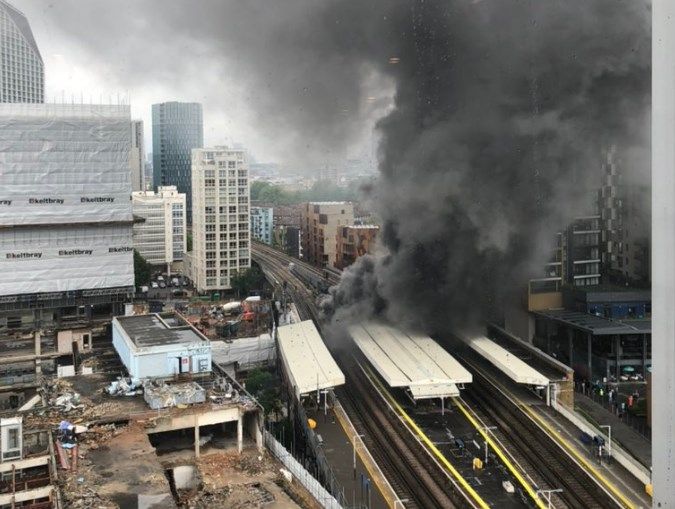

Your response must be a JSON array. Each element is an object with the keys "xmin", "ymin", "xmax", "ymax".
[{"xmin": 265, "ymin": 430, "xmax": 342, "ymax": 509}]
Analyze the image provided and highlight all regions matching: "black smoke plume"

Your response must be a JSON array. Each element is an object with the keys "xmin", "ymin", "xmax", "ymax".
[{"xmin": 31, "ymin": 0, "xmax": 650, "ymax": 332}]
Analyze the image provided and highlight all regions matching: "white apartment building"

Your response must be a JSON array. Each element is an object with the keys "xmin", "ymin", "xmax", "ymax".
[
  {"xmin": 130, "ymin": 119, "xmax": 144, "ymax": 191},
  {"xmin": 186, "ymin": 147, "xmax": 250, "ymax": 292},
  {"xmin": 251, "ymin": 206, "xmax": 273, "ymax": 245},
  {"xmin": 132, "ymin": 186, "xmax": 186, "ymax": 267}
]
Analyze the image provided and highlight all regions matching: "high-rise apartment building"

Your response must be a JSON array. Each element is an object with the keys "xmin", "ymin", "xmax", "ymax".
[
  {"xmin": 185, "ymin": 147, "xmax": 250, "ymax": 292},
  {"xmin": 132, "ymin": 186, "xmax": 186, "ymax": 268},
  {"xmin": 0, "ymin": 104, "xmax": 134, "ymax": 329},
  {"xmin": 130, "ymin": 120, "xmax": 144, "ymax": 191},
  {"xmin": 152, "ymin": 102, "xmax": 203, "ymax": 223},
  {"xmin": 301, "ymin": 202, "xmax": 354, "ymax": 268},
  {"xmin": 250, "ymin": 207, "xmax": 273, "ymax": 245},
  {"xmin": 0, "ymin": 0, "xmax": 44, "ymax": 103}
]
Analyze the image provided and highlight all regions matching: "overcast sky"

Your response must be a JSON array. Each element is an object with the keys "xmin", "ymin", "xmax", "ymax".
[{"xmin": 17, "ymin": 0, "xmax": 393, "ymax": 168}]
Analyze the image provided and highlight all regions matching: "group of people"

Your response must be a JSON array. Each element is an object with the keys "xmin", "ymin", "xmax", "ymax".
[{"xmin": 577, "ymin": 379, "xmax": 642, "ymax": 419}]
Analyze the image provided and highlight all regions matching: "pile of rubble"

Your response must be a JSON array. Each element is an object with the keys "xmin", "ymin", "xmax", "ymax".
[{"xmin": 106, "ymin": 377, "xmax": 142, "ymax": 397}]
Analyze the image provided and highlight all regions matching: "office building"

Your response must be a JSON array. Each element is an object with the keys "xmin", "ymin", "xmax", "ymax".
[
  {"xmin": 152, "ymin": 102, "xmax": 203, "ymax": 223},
  {"xmin": 0, "ymin": 103, "xmax": 134, "ymax": 330},
  {"xmin": 335, "ymin": 225, "xmax": 379, "ymax": 269},
  {"xmin": 0, "ymin": 0, "xmax": 44, "ymax": 103},
  {"xmin": 301, "ymin": 202, "xmax": 354, "ymax": 268},
  {"xmin": 132, "ymin": 186, "xmax": 186, "ymax": 268},
  {"xmin": 251, "ymin": 206, "xmax": 273, "ymax": 245},
  {"xmin": 185, "ymin": 147, "xmax": 250, "ymax": 292},
  {"xmin": 130, "ymin": 120, "xmax": 144, "ymax": 191}
]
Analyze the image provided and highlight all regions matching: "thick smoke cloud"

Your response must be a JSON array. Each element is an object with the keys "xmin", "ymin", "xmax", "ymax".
[
  {"xmin": 323, "ymin": 0, "xmax": 650, "ymax": 333},
  {"xmin": 27, "ymin": 0, "xmax": 650, "ymax": 332}
]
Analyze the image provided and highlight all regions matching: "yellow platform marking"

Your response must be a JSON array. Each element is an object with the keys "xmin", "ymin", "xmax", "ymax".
[
  {"xmin": 453, "ymin": 397, "xmax": 548, "ymax": 509},
  {"xmin": 519, "ymin": 400, "xmax": 635, "ymax": 509},
  {"xmin": 362, "ymin": 365, "xmax": 490, "ymax": 509},
  {"xmin": 469, "ymin": 360, "xmax": 636, "ymax": 509}
]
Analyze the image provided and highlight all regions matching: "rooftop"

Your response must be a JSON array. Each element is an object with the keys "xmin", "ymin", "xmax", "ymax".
[
  {"xmin": 533, "ymin": 309, "xmax": 651, "ymax": 335},
  {"xmin": 460, "ymin": 335, "xmax": 550, "ymax": 386},
  {"xmin": 349, "ymin": 322, "xmax": 472, "ymax": 399},
  {"xmin": 115, "ymin": 313, "xmax": 208, "ymax": 349},
  {"xmin": 568, "ymin": 284, "xmax": 651, "ymax": 301},
  {"xmin": 277, "ymin": 320, "xmax": 345, "ymax": 398}
]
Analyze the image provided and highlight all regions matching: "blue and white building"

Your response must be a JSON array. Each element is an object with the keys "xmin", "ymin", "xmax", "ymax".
[{"xmin": 251, "ymin": 207, "xmax": 273, "ymax": 245}]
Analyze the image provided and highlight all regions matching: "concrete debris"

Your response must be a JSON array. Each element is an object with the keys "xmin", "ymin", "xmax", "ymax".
[
  {"xmin": 106, "ymin": 376, "xmax": 142, "ymax": 396},
  {"xmin": 52, "ymin": 392, "xmax": 83, "ymax": 412},
  {"xmin": 143, "ymin": 380, "xmax": 206, "ymax": 410},
  {"xmin": 279, "ymin": 468, "xmax": 293, "ymax": 483}
]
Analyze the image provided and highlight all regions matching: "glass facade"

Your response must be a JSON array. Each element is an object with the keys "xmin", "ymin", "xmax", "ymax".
[
  {"xmin": 152, "ymin": 102, "xmax": 203, "ymax": 224},
  {"xmin": 0, "ymin": 1, "xmax": 44, "ymax": 103}
]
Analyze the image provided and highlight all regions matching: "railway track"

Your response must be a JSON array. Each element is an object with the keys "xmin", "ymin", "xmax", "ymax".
[
  {"xmin": 252, "ymin": 244, "xmax": 475, "ymax": 508},
  {"xmin": 462, "ymin": 359, "xmax": 622, "ymax": 509}
]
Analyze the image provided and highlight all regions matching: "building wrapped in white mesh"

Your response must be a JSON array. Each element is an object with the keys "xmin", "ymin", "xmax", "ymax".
[{"xmin": 0, "ymin": 103, "xmax": 134, "ymax": 325}]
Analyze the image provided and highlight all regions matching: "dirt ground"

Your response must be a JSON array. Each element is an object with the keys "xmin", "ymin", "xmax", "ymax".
[{"xmin": 170, "ymin": 449, "xmax": 320, "ymax": 509}]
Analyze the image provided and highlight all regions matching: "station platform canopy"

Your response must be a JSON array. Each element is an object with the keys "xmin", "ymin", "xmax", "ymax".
[
  {"xmin": 462, "ymin": 335, "xmax": 549, "ymax": 386},
  {"xmin": 348, "ymin": 322, "xmax": 471, "ymax": 400},
  {"xmin": 277, "ymin": 320, "xmax": 345, "ymax": 399}
]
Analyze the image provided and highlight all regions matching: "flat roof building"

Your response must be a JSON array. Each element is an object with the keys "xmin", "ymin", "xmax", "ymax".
[
  {"xmin": 112, "ymin": 313, "xmax": 212, "ymax": 378},
  {"xmin": 186, "ymin": 147, "xmax": 250, "ymax": 292},
  {"xmin": 301, "ymin": 202, "xmax": 354, "ymax": 269},
  {"xmin": 132, "ymin": 186, "xmax": 186, "ymax": 267}
]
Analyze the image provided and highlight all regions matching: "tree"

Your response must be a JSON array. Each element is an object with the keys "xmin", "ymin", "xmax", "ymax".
[
  {"xmin": 246, "ymin": 369, "xmax": 281, "ymax": 416},
  {"xmin": 186, "ymin": 233, "xmax": 193, "ymax": 252},
  {"xmin": 133, "ymin": 249, "xmax": 152, "ymax": 286},
  {"xmin": 230, "ymin": 266, "xmax": 265, "ymax": 297}
]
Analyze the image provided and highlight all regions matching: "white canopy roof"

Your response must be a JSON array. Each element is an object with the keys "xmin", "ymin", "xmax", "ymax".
[
  {"xmin": 277, "ymin": 320, "xmax": 345, "ymax": 399},
  {"xmin": 348, "ymin": 322, "xmax": 472, "ymax": 399},
  {"xmin": 463, "ymin": 335, "xmax": 550, "ymax": 386}
]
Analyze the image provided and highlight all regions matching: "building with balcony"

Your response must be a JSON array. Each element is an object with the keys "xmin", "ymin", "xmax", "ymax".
[
  {"xmin": 132, "ymin": 186, "xmax": 186, "ymax": 268},
  {"xmin": 250, "ymin": 207, "xmax": 273, "ymax": 245},
  {"xmin": 301, "ymin": 202, "xmax": 354, "ymax": 268},
  {"xmin": 335, "ymin": 225, "xmax": 379, "ymax": 269},
  {"xmin": 186, "ymin": 147, "xmax": 250, "ymax": 292}
]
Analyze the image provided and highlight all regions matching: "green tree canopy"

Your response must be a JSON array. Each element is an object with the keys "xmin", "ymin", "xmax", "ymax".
[{"xmin": 133, "ymin": 249, "xmax": 152, "ymax": 286}]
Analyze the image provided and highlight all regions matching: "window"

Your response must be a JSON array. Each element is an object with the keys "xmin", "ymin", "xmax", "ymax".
[{"xmin": 7, "ymin": 427, "xmax": 19, "ymax": 450}]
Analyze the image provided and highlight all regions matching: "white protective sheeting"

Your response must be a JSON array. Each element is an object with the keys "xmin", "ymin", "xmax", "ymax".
[
  {"xmin": 0, "ymin": 225, "xmax": 134, "ymax": 296},
  {"xmin": 463, "ymin": 335, "xmax": 550, "ymax": 386},
  {"xmin": 0, "ymin": 103, "xmax": 134, "ymax": 296},
  {"xmin": 277, "ymin": 320, "xmax": 345, "ymax": 399},
  {"xmin": 348, "ymin": 322, "xmax": 472, "ymax": 399},
  {"xmin": 211, "ymin": 333, "xmax": 276, "ymax": 371},
  {"xmin": 0, "ymin": 103, "xmax": 132, "ymax": 225}
]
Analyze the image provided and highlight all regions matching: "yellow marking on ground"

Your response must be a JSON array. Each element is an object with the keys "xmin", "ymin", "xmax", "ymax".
[
  {"xmin": 332, "ymin": 401, "xmax": 399, "ymax": 509},
  {"xmin": 518, "ymin": 401, "xmax": 636, "ymax": 509},
  {"xmin": 452, "ymin": 397, "xmax": 548, "ymax": 509},
  {"xmin": 362, "ymin": 365, "xmax": 490, "ymax": 509}
]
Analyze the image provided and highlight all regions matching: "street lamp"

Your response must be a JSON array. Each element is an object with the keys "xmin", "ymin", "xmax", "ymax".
[
  {"xmin": 600, "ymin": 424, "xmax": 612, "ymax": 460},
  {"xmin": 353, "ymin": 433, "xmax": 365, "ymax": 479},
  {"xmin": 536, "ymin": 488, "xmax": 563, "ymax": 509}
]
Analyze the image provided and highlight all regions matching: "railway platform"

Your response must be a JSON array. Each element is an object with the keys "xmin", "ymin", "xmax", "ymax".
[
  {"xmin": 305, "ymin": 404, "xmax": 388, "ymax": 509},
  {"xmin": 574, "ymin": 391, "xmax": 651, "ymax": 468}
]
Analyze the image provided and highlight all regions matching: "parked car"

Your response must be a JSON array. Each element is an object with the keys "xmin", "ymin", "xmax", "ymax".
[
  {"xmin": 157, "ymin": 275, "xmax": 165, "ymax": 282},
  {"xmin": 140, "ymin": 285, "xmax": 149, "ymax": 293},
  {"xmin": 159, "ymin": 281, "xmax": 166, "ymax": 288},
  {"xmin": 171, "ymin": 277, "xmax": 180, "ymax": 287},
  {"xmin": 151, "ymin": 282, "xmax": 159, "ymax": 289}
]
